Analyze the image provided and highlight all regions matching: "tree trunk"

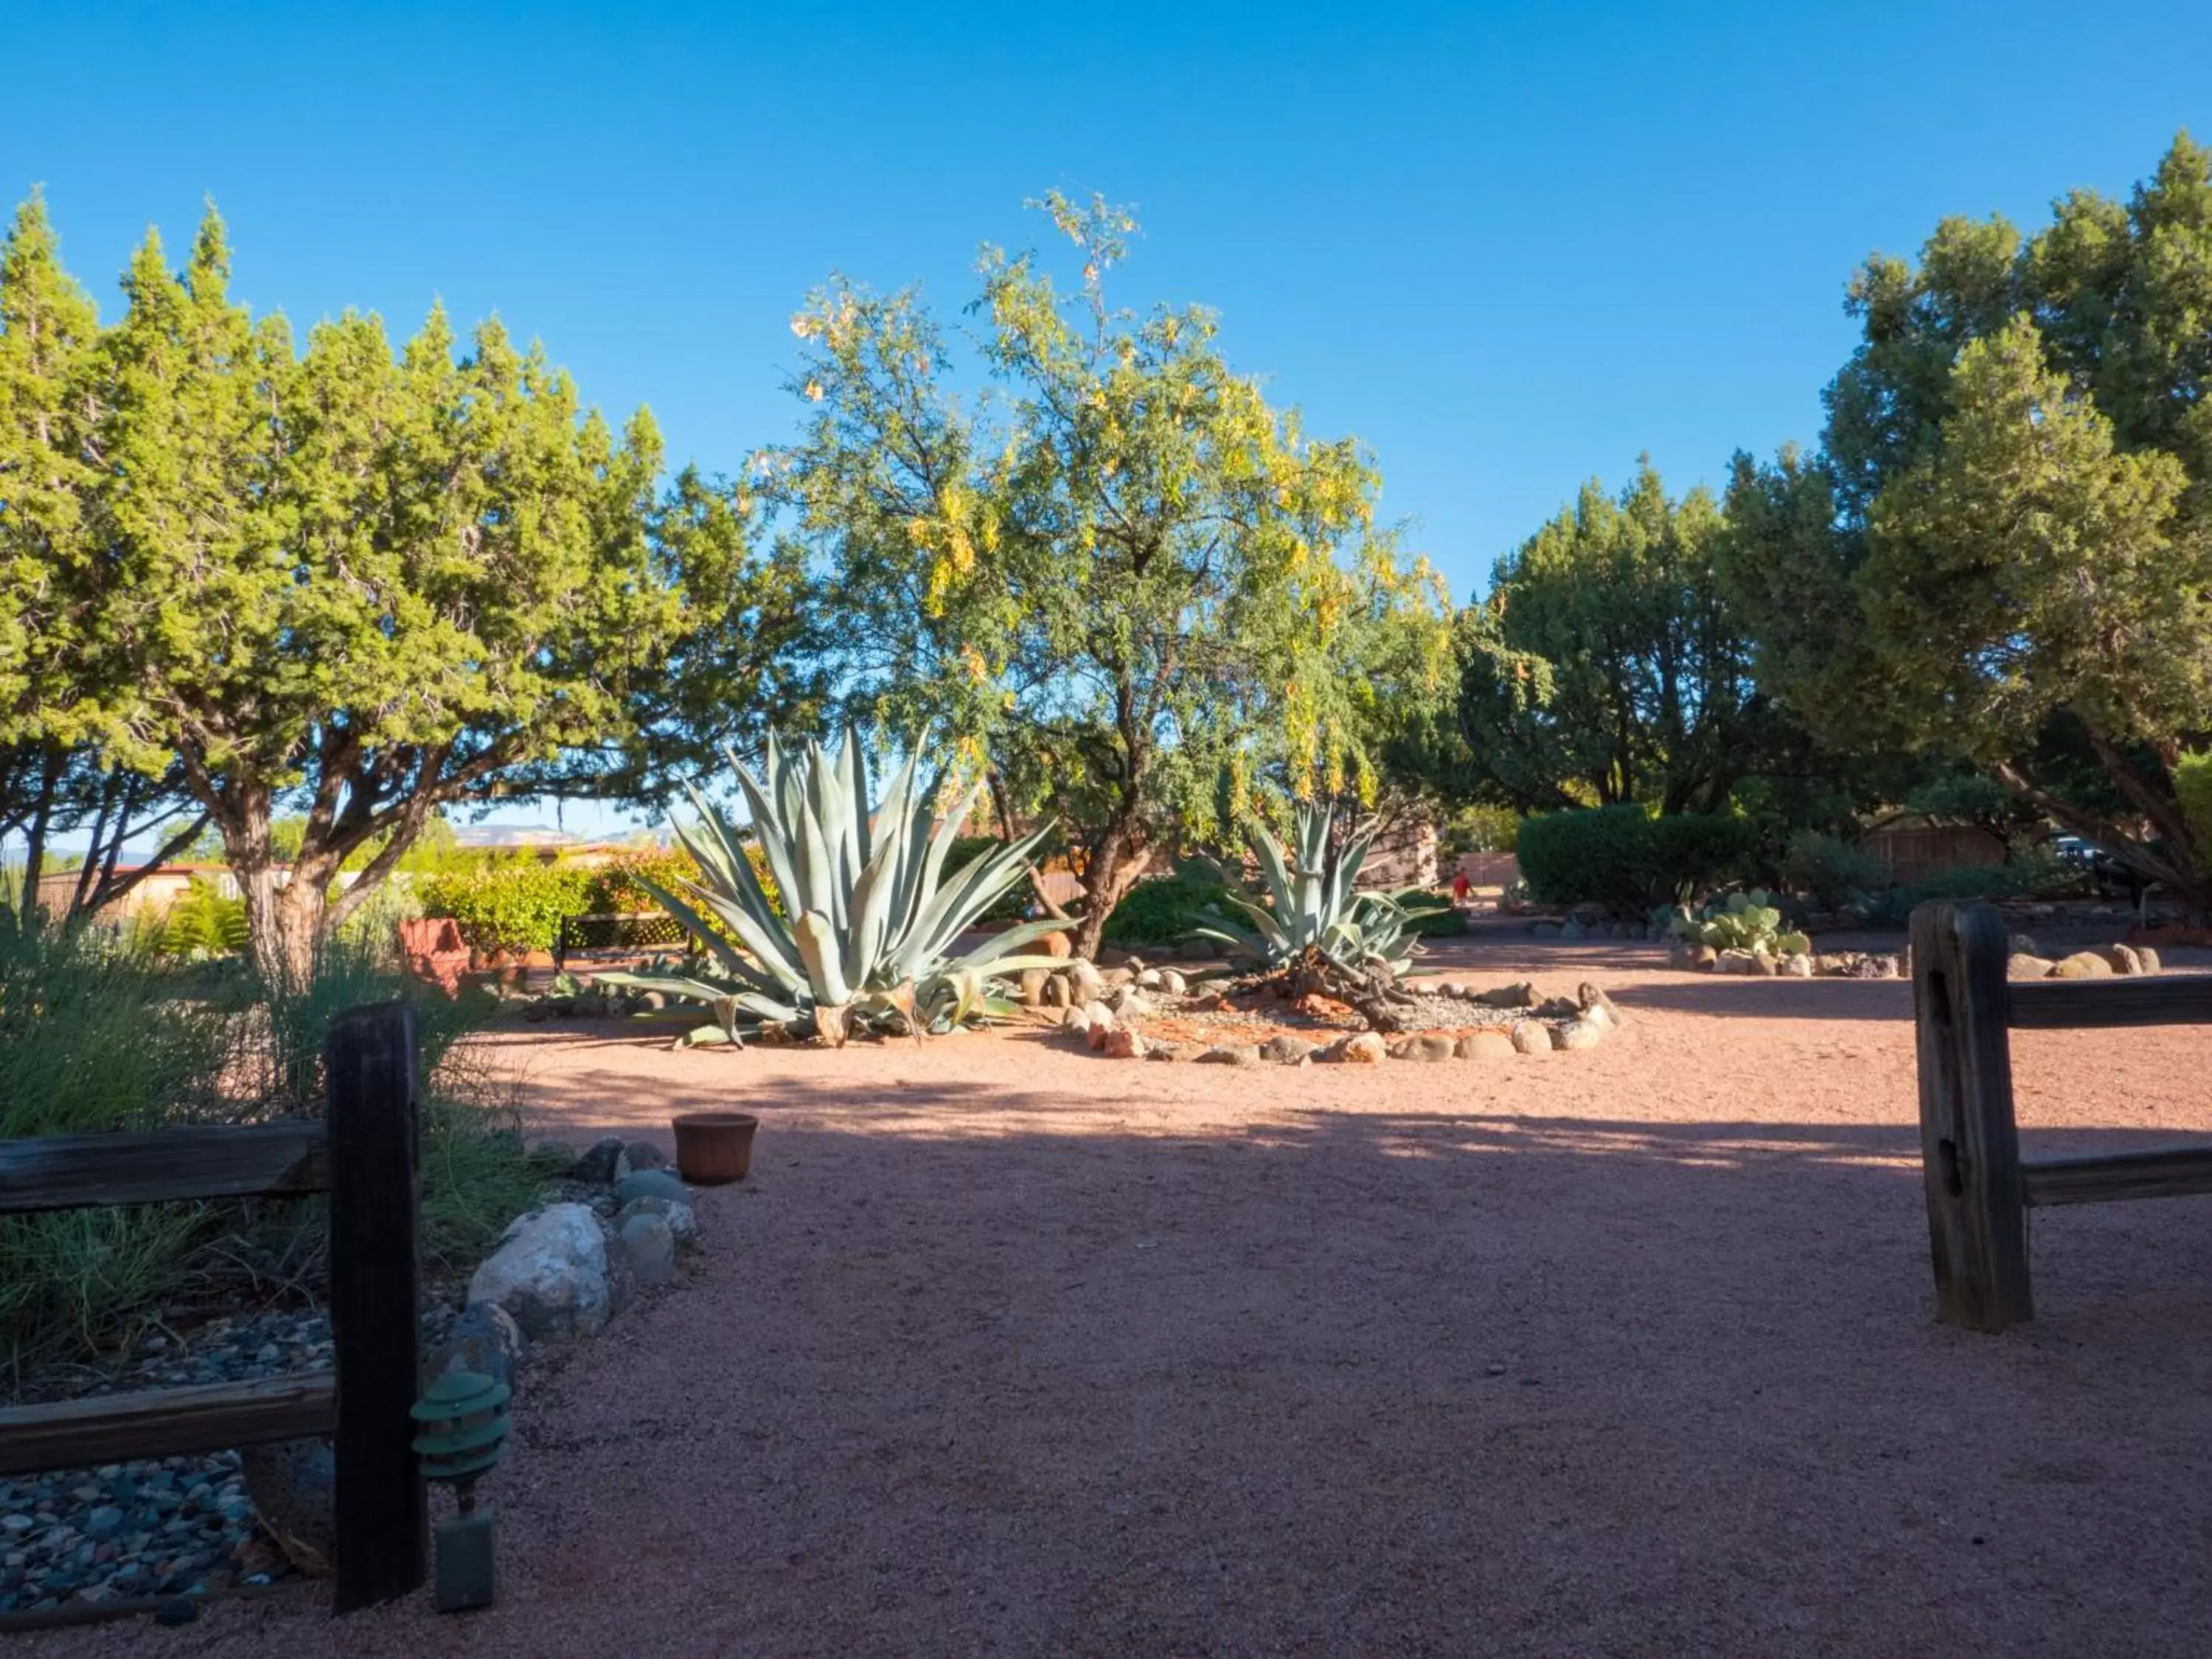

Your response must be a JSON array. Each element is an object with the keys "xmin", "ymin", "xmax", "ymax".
[
  {"xmin": 243, "ymin": 869, "xmax": 328, "ymax": 992},
  {"xmin": 1070, "ymin": 815, "xmax": 1157, "ymax": 961},
  {"xmin": 14, "ymin": 749, "xmax": 66, "ymax": 930}
]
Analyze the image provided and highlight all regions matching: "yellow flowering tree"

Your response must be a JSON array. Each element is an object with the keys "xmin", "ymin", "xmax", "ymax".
[{"xmin": 773, "ymin": 195, "xmax": 1448, "ymax": 956}]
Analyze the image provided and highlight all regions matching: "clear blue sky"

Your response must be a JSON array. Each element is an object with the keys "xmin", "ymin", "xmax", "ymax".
[{"xmin": 9, "ymin": 1, "xmax": 2208, "ymax": 838}]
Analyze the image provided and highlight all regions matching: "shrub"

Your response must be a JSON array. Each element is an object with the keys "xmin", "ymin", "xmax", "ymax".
[
  {"xmin": 1104, "ymin": 874, "xmax": 1236, "ymax": 946},
  {"xmin": 947, "ymin": 837, "xmax": 1033, "ymax": 924},
  {"xmin": 1515, "ymin": 806, "xmax": 1754, "ymax": 912},
  {"xmin": 1783, "ymin": 830, "xmax": 1885, "ymax": 911},
  {"xmin": 1668, "ymin": 890, "xmax": 1811, "ymax": 956},
  {"xmin": 156, "ymin": 877, "xmax": 250, "ymax": 959},
  {"xmin": 1403, "ymin": 896, "xmax": 1471, "ymax": 937},
  {"xmin": 417, "ymin": 856, "xmax": 596, "ymax": 953},
  {"xmin": 0, "ymin": 931, "xmax": 539, "ymax": 1382}
]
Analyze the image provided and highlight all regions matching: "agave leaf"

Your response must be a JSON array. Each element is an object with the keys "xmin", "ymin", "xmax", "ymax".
[
  {"xmin": 728, "ymin": 757, "xmax": 805, "ymax": 931},
  {"xmin": 677, "ymin": 1023, "xmax": 737, "ymax": 1048},
  {"xmin": 793, "ymin": 909, "xmax": 852, "ymax": 1008},
  {"xmin": 949, "ymin": 915, "xmax": 1069, "ymax": 970},
  {"xmin": 633, "ymin": 873, "xmax": 793, "ymax": 997}
]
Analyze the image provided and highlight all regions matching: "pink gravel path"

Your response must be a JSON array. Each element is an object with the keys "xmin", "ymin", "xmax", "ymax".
[{"xmin": 36, "ymin": 930, "xmax": 2212, "ymax": 1656}]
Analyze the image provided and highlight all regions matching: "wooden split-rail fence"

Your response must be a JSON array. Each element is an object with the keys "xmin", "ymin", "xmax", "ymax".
[
  {"xmin": 1910, "ymin": 901, "xmax": 2212, "ymax": 1332},
  {"xmin": 0, "ymin": 1002, "xmax": 428, "ymax": 1618}
]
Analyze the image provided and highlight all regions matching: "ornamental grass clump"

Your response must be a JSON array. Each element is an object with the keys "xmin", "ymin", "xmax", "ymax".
[{"xmin": 603, "ymin": 731, "xmax": 1071, "ymax": 1046}]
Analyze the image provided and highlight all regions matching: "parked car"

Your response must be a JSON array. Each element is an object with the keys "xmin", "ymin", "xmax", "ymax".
[{"xmin": 2052, "ymin": 835, "xmax": 2143, "ymax": 900}]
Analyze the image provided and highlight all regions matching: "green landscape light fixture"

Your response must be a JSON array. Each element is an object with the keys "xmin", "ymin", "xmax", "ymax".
[{"xmin": 411, "ymin": 1370, "xmax": 512, "ymax": 1613}]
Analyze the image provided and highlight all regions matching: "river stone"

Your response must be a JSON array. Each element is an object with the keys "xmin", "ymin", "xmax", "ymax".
[
  {"xmin": 1259, "ymin": 1034, "xmax": 1318, "ymax": 1064},
  {"xmin": 1553, "ymin": 1018, "xmax": 1605, "ymax": 1051},
  {"xmin": 425, "ymin": 1301, "xmax": 526, "ymax": 1388},
  {"xmin": 2092, "ymin": 943, "xmax": 2146, "ymax": 975},
  {"xmin": 1156, "ymin": 969, "xmax": 1187, "ymax": 995},
  {"xmin": 1715, "ymin": 949, "xmax": 1759, "ymax": 975},
  {"xmin": 619, "ymin": 1212, "xmax": 678, "ymax": 1287},
  {"xmin": 1105, "ymin": 1026, "xmax": 1147, "ymax": 1060},
  {"xmin": 622, "ymin": 1140, "xmax": 667, "ymax": 1172},
  {"xmin": 1402, "ymin": 1032, "xmax": 1455, "ymax": 1062},
  {"xmin": 1083, "ymin": 1004, "xmax": 1116, "ymax": 1049},
  {"xmin": 2006, "ymin": 953, "xmax": 2056, "ymax": 981},
  {"xmin": 1455, "ymin": 1029, "xmax": 1517, "ymax": 1061},
  {"xmin": 1558, "ymin": 918, "xmax": 1587, "ymax": 941},
  {"xmin": 1066, "ymin": 959, "xmax": 1107, "ymax": 1002},
  {"xmin": 1328, "ymin": 1032, "xmax": 1388, "ymax": 1064},
  {"xmin": 1196, "ymin": 1043, "xmax": 1262, "ymax": 1066},
  {"xmin": 467, "ymin": 1203, "xmax": 612, "ymax": 1340},
  {"xmin": 613, "ymin": 1169, "xmax": 692, "ymax": 1208},
  {"xmin": 1042, "ymin": 973, "xmax": 1073, "ymax": 1009},
  {"xmin": 1475, "ymin": 981, "xmax": 1537, "ymax": 1008},
  {"xmin": 237, "ymin": 1440, "xmax": 334, "ymax": 1577},
  {"xmin": 1576, "ymin": 983, "xmax": 1626, "ymax": 1028},
  {"xmin": 617, "ymin": 1194, "xmax": 698, "ymax": 1248},
  {"xmin": 563, "ymin": 1135, "xmax": 630, "ymax": 1186},
  {"xmin": 2134, "ymin": 943, "xmax": 2164, "ymax": 974},
  {"xmin": 1509, "ymin": 1022, "xmax": 1551, "ymax": 1056}
]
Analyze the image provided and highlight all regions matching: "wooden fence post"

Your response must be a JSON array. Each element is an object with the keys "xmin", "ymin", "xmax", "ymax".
[
  {"xmin": 1910, "ymin": 902, "xmax": 2031, "ymax": 1332},
  {"xmin": 325, "ymin": 1001, "xmax": 427, "ymax": 1611}
]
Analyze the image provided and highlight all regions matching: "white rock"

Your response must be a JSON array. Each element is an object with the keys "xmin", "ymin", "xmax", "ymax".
[{"xmin": 467, "ymin": 1203, "xmax": 612, "ymax": 1340}]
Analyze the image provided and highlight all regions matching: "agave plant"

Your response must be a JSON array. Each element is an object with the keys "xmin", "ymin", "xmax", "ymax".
[
  {"xmin": 601, "ymin": 731, "xmax": 1071, "ymax": 1046},
  {"xmin": 1188, "ymin": 800, "xmax": 1434, "ymax": 978}
]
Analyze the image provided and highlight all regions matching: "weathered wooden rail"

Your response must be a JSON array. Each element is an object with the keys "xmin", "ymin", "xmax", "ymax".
[
  {"xmin": 0, "ymin": 1002, "xmax": 427, "ymax": 1615},
  {"xmin": 1910, "ymin": 902, "xmax": 2212, "ymax": 1332}
]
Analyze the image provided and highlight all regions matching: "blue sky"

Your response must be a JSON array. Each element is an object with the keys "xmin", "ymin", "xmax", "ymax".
[{"xmin": 9, "ymin": 1, "xmax": 2209, "ymax": 838}]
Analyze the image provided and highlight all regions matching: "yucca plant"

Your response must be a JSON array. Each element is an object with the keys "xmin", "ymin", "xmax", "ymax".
[
  {"xmin": 601, "ymin": 731, "xmax": 1071, "ymax": 1046},
  {"xmin": 1189, "ymin": 800, "xmax": 1434, "ymax": 979}
]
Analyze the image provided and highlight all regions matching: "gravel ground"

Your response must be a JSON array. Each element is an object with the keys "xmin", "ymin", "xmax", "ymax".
[{"xmin": 24, "ymin": 922, "xmax": 2212, "ymax": 1656}]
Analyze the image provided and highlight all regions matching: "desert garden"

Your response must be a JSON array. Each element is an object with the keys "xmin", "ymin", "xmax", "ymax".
[{"xmin": 6, "ymin": 118, "xmax": 2212, "ymax": 1658}]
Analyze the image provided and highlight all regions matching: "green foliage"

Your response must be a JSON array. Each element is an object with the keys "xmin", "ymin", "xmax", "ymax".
[
  {"xmin": 156, "ymin": 877, "xmax": 250, "ymax": 959},
  {"xmin": 1458, "ymin": 461, "xmax": 1762, "ymax": 815},
  {"xmin": 417, "ymin": 858, "xmax": 597, "ymax": 955},
  {"xmin": 1668, "ymin": 890, "xmax": 1809, "ymax": 956},
  {"xmin": 1719, "ymin": 135, "xmax": 2212, "ymax": 906},
  {"xmin": 1402, "ymin": 898, "xmax": 1470, "ymax": 938},
  {"xmin": 1782, "ymin": 830, "xmax": 1886, "ymax": 911},
  {"xmin": 1440, "ymin": 804, "xmax": 1520, "ymax": 856},
  {"xmin": 1103, "ymin": 874, "xmax": 1237, "ymax": 946},
  {"xmin": 948, "ymin": 836, "xmax": 1034, "ymax": 925},
  {"xmin": 603, "ymin": 731, "xmax": 1069, "ymax": 1044},
  {"xmin": 1514, "ymin": 805, "xmax": 1755, "ymax": 912},
  {"xmin": 772, "ymin": 191, "xmax": 1452, "ymax": 956},
  {"xmin": 0, "ymin": 930, "xmax": 530, "ymax": 1378},
  {"xmin": 1187, "ymin": 799, "xmax": 1426, "ymax": 977},
  {"xmin": 0, "ymin": 196, "xmax": 803, "ymax": 986},
  {"xmin": 2176, "ymin": 751, "xmax": 2212, "ymax": 853}
]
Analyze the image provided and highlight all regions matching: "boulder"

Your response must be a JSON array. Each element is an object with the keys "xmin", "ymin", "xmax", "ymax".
[
  {"xmin": 1146, "ymin": 1041, "xmax": 1204, "ymax": 1062},
  {"xmin": 613, "ymin": 1169, "xmax": 692, "ymax": 1208},
  {"xmin": 1106, "ymin": 983, "xmax": 1153, "ymax": 1017},
  {"xmin": 1475, "ymin": 981, "xmax": 1537, "ymax": 1008},
  {"xmin": 563, "ymin": 1135, "xmax": 630, "ymax": 1186},
  {"xmin": 619, "ymin": 1212, "xmax": 678, "ymax": 1288},
  {"xmin": 1042, "ymin": 973, "xmax": 1073, "ymax": 1009},
  {"xmin": 1083, "ymin": 1003, "xmax": 1116, "ymax": 1049},
  {"xmin": 1060, "ymin": 1003, "xmax": 1090, "ymax": 1030},
  {"xmin": 1552, "ymin": 1018, "xmax": 1605, "ymax": 1051},
  {"xmin": 1509, "ymin": 1022, "xmax": 1552, "ymax": 1056},
  {"xmin": 1399, "ymin": 1032, "xmax": 1456, "ymax": 1062},
  {"xmin": 1105, "ymin": 1026, "xmax": 1148, "ymax": 1060},
  {"xmin": 1752, "ymin": 952, "xmax": 1780, "ymax": 977},
  {"xmin": 1715, "ymin": 949, "xmax": 1759, "ymax": 975},
  {"xmin": 1195, "ymin": 1043, "xmax": 1262, "ymax": 1066},
  {"xmin": 1455, "ymin": 1029, "xmax": 1517, "ymax": 1061},
  {"xmin": 622, "ymin": 1140, "xmax": 667, "ymax": 1172},
  {"xmin": 2134, "ymin": 943, "xmax": 2164, "ymax": 975},
  {"xmin": 2091, "ymin": 943, "xmax": 2146, "ymax": 975},
  {"xmin": 1576, "ymin": 984, "xmax": 1626, "ymax": 1028},
  {"xmin": 2052, "ymin": 951, "xmax": 2115, "ymax": 981},
  {"xmin": 425, "ymin": 1302, "xmax": 526, "ymax": 1389},
  {"xmin": 1780, "ymin": 953, "xmax": 1815, "ymax": 978},
  {"xmin": 1156, "ymin": 969, "xmax": 1188, "ymax": 995},
  {"xmin": 1019, "ymin": 967, "xmax": 1049, "ymax": 1007},
  {"xmin": 467, "ymin": 1203, "xmax": 613, "ymax": 1340},
  {"xmin": 2006, "ymin": 953, "xmax": 2056, "ymax": 982},
  {"xmin": 616, "ymin": 1193, "xmax": 698, "ymax": 1250},
  {"xmin": 1558, "ymin": 918, "xmax": 1587, "ymax": 941},
  {"xmin": 2008, "ymin": 933, "xmax": 2040, "ymax": 958},
  {"xmin": 1259, "ymin": 1034, "xmax": 1319, "ymax": 1065},
  {"xmin": 1066, "ymin": 959, "xmax": 1107, "ymax": 1003},
  {"xmin": 1323, "ymin": 1032, "xmax": 1388, "ymax": 1064},
  {"xmin": 1135, "ymin": 968, "xmax": 1162, "ymax": 990}
]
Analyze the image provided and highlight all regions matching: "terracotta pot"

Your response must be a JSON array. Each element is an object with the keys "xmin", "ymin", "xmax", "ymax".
[{"xmin": 672, "ymin": 1111, "xmax": 759, "ymax": 1185}]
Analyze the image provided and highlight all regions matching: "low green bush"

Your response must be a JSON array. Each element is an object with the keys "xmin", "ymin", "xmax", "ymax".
[
  {"xmin": 1402, "ymin": 895, "xmax": 1470, "ymax": 937},
  {"xmin": 1783, "ymin": 830, "xmax": 1886, "ymax": 911},
  {"xmin": 1515, "ymin": 806, "xmax": 1754, "ymax": 912},
  {"xmin": 417, "ymin": 858, "xmax": 597, "ymax": 953},
  {"xmin": 0, "ymin": 930, "xmax": 541, "ymax": 1385},
  {"xmin": 1105, "ymin": 874, "xmax": 1237, "ymax": 946}
]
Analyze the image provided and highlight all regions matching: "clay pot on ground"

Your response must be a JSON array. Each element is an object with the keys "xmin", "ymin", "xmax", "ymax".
[{"xmin": 672, "ymin": 1111, "xmax": 759, "ymax": 1185}]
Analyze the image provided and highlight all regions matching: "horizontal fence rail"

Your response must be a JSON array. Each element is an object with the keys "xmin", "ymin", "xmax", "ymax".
[
  {"xmin": 1911, "ymin": 901, "xmax": 2212, "ymax": 1332},
  {"xmin": 0, "ymin": 1001, "xmax": 426, "ymax": 1619}
]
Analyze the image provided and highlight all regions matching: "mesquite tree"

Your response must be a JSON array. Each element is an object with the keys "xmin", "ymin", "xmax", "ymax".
[{"xmin": 773, "ymin": 192, "xmax": 1449, "ymax": 958}]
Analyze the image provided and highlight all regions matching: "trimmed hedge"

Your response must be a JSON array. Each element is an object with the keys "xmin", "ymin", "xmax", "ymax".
[
  {"xmin": 1515, "ymin": 806, "xmax": 1754, "ymax": 911},
  {"xmin": 1104, "ymin": 874, "xmax": 1237, "ymax": 946}
]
